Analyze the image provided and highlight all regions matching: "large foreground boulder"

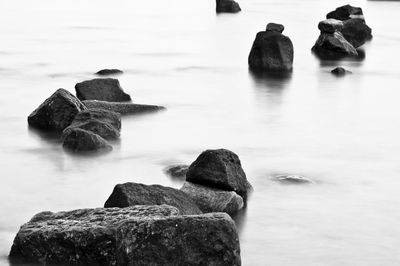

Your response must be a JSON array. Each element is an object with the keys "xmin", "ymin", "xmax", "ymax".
[
  {"xmin": 248, "ymin": 25, "xmax": 294, "ymax": 72},
  {"xmin": 83, "ymin": 100, "xmax": 165, "ymax": 115},
  {"xmin": 186, "ymin": 149, "xmax": 252, "ymax": 200},
  {"xmin": 181, "ymin": 182, "xmax": 244, "ymax": 215},
  {"xmin": 104, "ymin": 182, "xmax": 202, "ymax": 215},
  {"xmin": 63, "ymin": 128, "xmax": 111, "ymax": 152},
  {"xmin": 27, "ymin": 89, "xmax": 87, "ymax": 131},
  {"xmin": 216, "ymin": 0, "xmax": 241, "ymax": 13},
  {"xmin": 75, "ymin": 78, "xmax": 131, "ymax": 102}
]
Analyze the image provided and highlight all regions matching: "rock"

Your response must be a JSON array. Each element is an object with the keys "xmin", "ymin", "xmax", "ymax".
[
  {"xmin": 266, "ymin": 23, "xmax": 284, "ymax": 33},
  {"xmin": 27, "ymin": 88, "xmax": 87, "ymax": 131},
  {"xmin": 117, "ymin": 213, "xmax": 241, "ymax": 266},
  {"xmin": 63, "ymin": 119, "xmax": 120, "ymax": 140},
  {"xmin": 216, "ymin": 0, "xmax": 241, "ymax": 13},
  {"xmin": 181, "ymin": 182, "xmax": 244, "ymax": 215},
  {"xmin": 341, "ymin": 18, "xmax": 372, "ymax": 48},
  {"xmin": 327, "ymin": 4, "xmax": 364, "ymax": 21},
  {"xmin": 75, "ymin": 78, "xmax": 131, "ymax": 102},
  {"xmin": 82, "ymin": 100, "xmax": 165, "ymax": 115},
  {"xmin": 248, "ymin": 29, "xmax": 294, "ymax": 72},
  {"xmin": 63, "ymin": 128, "xmax": 112, "ymax": 152},
  {"xmin": 104, "ymin": 182, "xmax": 202, "ymax": 215},
  {"xmin": 70, "ymin": 108, "xmax": 121, "ymax": 130},
  {"xmin": 9, "ymin": 205, "xmax": 180, "ymax": 265},
  {"xmin": 273, "ymin": 174, "xmax": 315, "ymax": 184},
  {"xmin": 95, "ymin": 69, "xmax": 123, "ymax": 76},
  {"xmin": 164, "ymin": 164, "xmax": 189, "ymax": 180},
  {"xmin": 312, "ymin": 31, "xmax": 358, "ymax": 59},
  {"xmin": 318, "ymin": 19, "xmax": 343, "ymax": 33},
  {"xmin": 186, "ymin": 149, "xmax": 252, "ymax": 200},
  {"xmin": 331, "ymin": 67, "xmax": 352, "ymax": 76}
]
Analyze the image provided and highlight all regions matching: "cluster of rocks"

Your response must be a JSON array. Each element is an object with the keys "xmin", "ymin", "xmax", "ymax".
[
  {"xmin": 9, "ymin": 148, "xmax": 250, "ymax": 265},
  {"xmin": 312, "ymin": 5, "xmax": 372, "ymax": 59},
  {"xmin": 27, "ymin": 70, "xmax": 165, "ymax": 152}
]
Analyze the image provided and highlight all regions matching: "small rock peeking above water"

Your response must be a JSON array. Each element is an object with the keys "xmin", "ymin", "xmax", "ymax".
[
  {"xmin": 272, "ymin": 174, "xmax": 315, "ymax": 184},
  {"xmin": 331, "ymin": 67, "xmax": 352, "ymax": 76},
  {"xmin": 82, "ymin": 100, "xmax": 165, "ymax": 115},
  {"xmin": 95, "ymin": 69, "xmax": 124, "ymax": 76},
  {"xmin": 164, "ymin": 164, "xmax": 189, "ymax": 180}
]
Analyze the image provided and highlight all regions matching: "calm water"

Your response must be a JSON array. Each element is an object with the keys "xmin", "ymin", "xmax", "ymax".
[{"xmin": 1, "ymin": 0, "xmax": 400, "ymax": 265}]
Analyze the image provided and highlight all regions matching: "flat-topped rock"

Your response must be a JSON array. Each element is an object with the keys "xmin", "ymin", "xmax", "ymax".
[
  {"xmin": 266, "ymin": 23, "xmax": 284, "ymax": 33},
  {"xmin": 82, "ymin": 100, "xmax": 165, "ymax": 115},
  {"xmin": 75, "ymin": 78, "xmax": 131, "ymax": 102},
  {"xmin": 95, "ymin": 69, "xmax": 123, "ymax": 76},
  {"xmin": 327, "ymin": 4, "xmax": 364, "ymax": 21},
  {"xmin": 318, "ymin": 19, "xmax": 344, "ymax": 33},
  {"xmin": 216, "ymin": 0, "xmax": 241, "ymax": 13},
  {"xmin": 63, "ymin": 128, "xmax": 111, "ymax": 152}
]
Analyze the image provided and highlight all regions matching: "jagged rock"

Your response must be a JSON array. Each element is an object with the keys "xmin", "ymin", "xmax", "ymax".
[
  {"xmin": 164, "ymin": 164, "xmax": 189, "ymax": 180},
  {"xmin": 95, "ymin": 69, "xmax": 123, "ymax": 76},
  {"xmin": 63, "ymin": 128, "xmax": 111, "ymax": 152},
  {"xmin": 341, "ymin": 18, "xmax": 372, "ymax": 48},
  {"xmin": 186, "ymin": 149, "xmax": 253, "ymax": 200},
  {"xmin": 266, "ymin": 23, "xmax": 284, "ymax": 33},
  {"xmin": 27, "ymin": 89, "xmax": 86, "ymax": 131},
  {"xmin": 327, "ymin": 4, "xmax": 364, "ymax": 21},
  {"xmin": 82, "ymin": 100, "xmax": 165, "ymax": 115},
  {"xmin": 216, "ymin": 0, "xmax": 241, "ymax": 13},
  {"xmin": 273, "ymin": 174, "xmax": 315, "ymax": 184},
  {"xmin": 312, "ymin": 31, "xmax": 358, "ymax": 59},
  {"xmin": 181, "ymin": 182, "xmax": 244, "ymax": 215},
  {"xmin": 248, "ymin": 28, "xmax": 294, "ymax": 72},
  {"xmin": 318, "ymin": 19, "xmax": 344, "ymax": 33},
  {"xmin": 75, "ymin": 78, "xmax": 131, "ymax": 102},
  {"xmin": 9, "ymin": 205, "xmax": 180, "ymax": 265},
  {"xmin": 331, "ymin": 67, "xmax": 352, "ymax": 76},
  {"xmin": 104, "ymin": 182, "xmax": 202, "ymax": 215}
]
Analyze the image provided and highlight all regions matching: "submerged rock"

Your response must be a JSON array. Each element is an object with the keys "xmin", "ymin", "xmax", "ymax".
[
  {"xmin": 273, "ymin": 174, "xmax": 315, "ymax": 184},
  {"xmin": 164, "ymin": 164, "xmax": 189, "ymax": 180},
  {"xmin": 216, "ymin": 0, "xmax": 241, "ymax": 13},
  {"xmin": 331, "ymin": 67, "xmax": 352, "ymax": 76},
  {"xmin": 341, "ymin": 18, "xmax": 372, "ymax": 48},
  {"xmin": 62, "ymin": 128, "xmax": 111, "ymax": 152},
  {"xmin": 82, "ymin": 100, "xmax": 165, "ymax": 115},
  {"xmin": 95, "ymin": 69, "xmax": 123, "ymax": 76},
  {"xmin": 181, "ymin": 182, "xmax": 244, "ymax": 215},
  {"xmin": 327, "ymin": 4, "xmax": 364, "ymax": 21},
  {"xmin": 312, "ymin": 31, "xmax": 358, "ymax": 59},
  {"xmin": 104, "ymin": 182, "xmax": 202, "ymax": 215},
  {"xmin": 186, "ymin": 149, "xmax": 253, "ymax": 200},
  {"xmin": 75, "ymin": 78, "xmax": 131, "ymax": 102},
  {"xmin": 27, "ymin": 88, "xmax": 87, "ymax": 131},
  {"xmin": 266, "ymin": 22, "xmax": 285, "ymax": 33}
]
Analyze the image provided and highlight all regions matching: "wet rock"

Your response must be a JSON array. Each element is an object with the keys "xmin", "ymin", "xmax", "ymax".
[
  {"xmin": 27, "ymin": 88, "xmax": 87, "ymax": 131},
  {"xmin": 312, "ymin": 31, "xmax": 358, "ymax": 59},
  {"xmin": 62, "ymin": 128, "xmax": 112, "ymax": 152},
  {"xmin": 164, "ymin": 164, "xmax": 189, "ymax": 180},
  {"xmin": 186, "ymin": 149, "xmax": 253, "ymax": 200},
  {"xmin": 70, "ymin": 108, "xmax": 121, "ymax": 130},
  {"xmin": 82, "ymin": 100, "xmax": 165, "ymax": 115},
  {"xmin": 273, "ymin": 174, "xmax": 315, "ymax": 184},
  {"xmin": 181, "ymin": 182, "xmax": 244, "ymax": 215},
  {"xmin": 331, "ymin": 67, "xmax": 352, "ymax": 76},
  {"xmin": 104, "ymin": 182, "xmax": 202, "ymax": 215},
  {"xmin": 117, "ymin": 213, "xmax": 241, "ymax": 266},
  {"xmin": 327, "ymin": 4, "xmax": 364, "ymax": 21},
  {"xmin": 266, "ymin": 23, "xmax": 284, "ymax": 33},
  {"xmin": 341, "ymin": 18, "xmax": 372, "ymax": 48},
  {"xmin": 63, "ymin": 119, "xmax": 120, "ymax": 140},
  {"xmin": 318, "ymin": 19, "xmax": 343, "ymax": 33},
  {"xmin": 95, "ymin": 69, "xmax": 123, "ymax": 76},
  {"xmin": 248, "ymin": 28, "xmax": 294, "ymax": 72},
  {"xmin": 9, "ymin": 205, "xmax": 180, "ymax": 265},
  {"xmin": 216, "ymin": 0, "xmax": 241, "ymax": 13},
  {"xmin": 75, "ymin": 78, "xmax": 131, "ymax": 102}
]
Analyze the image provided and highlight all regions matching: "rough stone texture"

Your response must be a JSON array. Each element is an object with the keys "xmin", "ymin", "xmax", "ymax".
[
  {"xmin": 327, "ymin": 4, "xmax": 364, "ymax": 21},
  {"xmin": 312, "ymin": 31, "xmax": 358, "ymax": 59},
  {"xmin": 164, "ymin": 164, "xmax": 189, "ymax": 180},
  {"xmin": 266, "ymin": 22, "xmax": 284, "ymax": 33},
  {"xmin": 104, "ymin": 182, "xmax": 202, "ymax": 215},
  {"xmin": 248, "ymin": 30, "xmax": 294, "ymax": 72},
  {"xmin": 273, "ymin": 174, "xmax": 315, "ymax": 184},
  {"xmin": 341, "ymin": 18, "xmax": 372, "ymax": 48},
  {"xmin": 331, "ymin": 67, "xmax": 351, "ymax": 76},
  {"xmin": 27, "ymin": 88, "xmax": 87, "ymax": 131},
  {"xmin": 63, "ymin": 128, "xmax": 111, "ymax": 152},
  {"xmin": 181, "ymin": 182, "xmax": 244, "ymax": 215},
  {"xmin": 216, "ymin": 0, "xmax": 241, "ymax": 13},
  {"xmin": 116, "ymin": 213, "xmax": 241, "ymax": 266},
  {"xmin": 186, "ymin": 149, "xmax": 253, "ymax": 200},
  {"xmin": 9, "ymin": 205, "xmax": 180, "ymax": 265},
  {"xmin": 318, "ymin": 19, "xmax": 344, "ymax": 33},
  {"xmin": 63, "ymin": 119, "xmax": 120, "ymax": 140},
  {"xmin": 96, "ymin": 69, "xmax": 124, "ymax": 76},
  {"xmin": 82, "ymin": 100, "xmax": 165, "ymax": 115},
  {"xmin": 75, "ymin": 78, "xmax": 131, "ymax": 102}
]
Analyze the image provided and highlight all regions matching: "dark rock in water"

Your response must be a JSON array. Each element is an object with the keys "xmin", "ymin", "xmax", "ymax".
[
  {"xmin": 95, "ymin": 69, "xmax": 123, "ymax": 76},
  {"xmin": 266, "ymin": 23, "xmax": 284, "ymax": 33},
  {"xmin": 331, "ymin": 67, "xmax": 352, "ymax": 76},
  {"xmin": 104, "ymin": 182, "xmax": 202, "ymax": 215},
  {"xmin": 9, "ymin": 205, "xmax": 180, "ymax": 265},
  {"xmin": 312, "ymin": 31, "xmax": 358, "ymax": 59},
  {"xmin": 164, "ymin": 164, "xmax": 189, "ymax": 180},
  {"xmin": 327, "ymin": 4, "xmax": 364, "ymax": 21},
  {"xmin": 63, "ymin": 128, "xmax": 111, "ymax": 152},
  {"xmin": 341, "ymin": 18, "xmax": 372, "ymax": 48},
  {"xmin": 117, "ymin": 213, "xmax": 241, "ymax": 266},
  {"xmin": 75, "ymin": 78, "xmax": 131, "ymax": 102},
  {"xmin": 216, "ymin": 0, "xmax": 241, "ymax": 13},
  {"xmin": 82, "ymin": 100, "xmax": 165, "ymax": 115},
  {"xmin": 27, "ymin": 88, "xmax": 87, "ymax": 131},
  {"xmin": 181, "ymin": 182, "xmax": 244, "ymax": 215},
  {"xmin": 273, "ymin": 174, "xmax": 315, "ymax": 184},
  {"xmin": 318, "ymin": 19, "xmax": 344, "ymax": 33},
  {"xmin": 70, "ymin": 108, "xmax": 121, "ymax": 130},
  {"xmin": 248, "ymin": 29, "xmax": 294, "ymax": 72},
  {"xmin": 186, "ymin": 149, "xmax": 253, "ymax": 200}
]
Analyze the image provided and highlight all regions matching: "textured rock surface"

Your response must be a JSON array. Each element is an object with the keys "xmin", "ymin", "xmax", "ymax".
[
  {"xmin": 341, "ymin": 18, "xmax": 372, "ymax": 48},
  {"xmin": 164, "ymin": 164, "xmax": 189, "ymax": 180},
  {"xmin": 116, "ymin": 213, "xmax": 241, "ymax": 266},
  {"xmin": 9, "ymin": 205, "xmax": 180, "ymax": 265},
  {"xmin": 186, "ymin": 149, "xmax": 252, "ymax": 200},
  {"xmin": 63, "ymin": 128, "xmax": 111, "ymax": 152},
  {"xmin": 216, "ymin": 0, "xmax": 241, "ymax": 13},
  {"xmin": 104, "ymin": 182, "xmax": 202, "ymax": 215},
  {"xmin": 312, "ymin": 31, "xmax": 358, "ymax": 59},
  {"xmin": 96, "ymin": 69, "xmax": 123, "ymax": 76},
  {"xmin": 181, "ymin": 182, "xmax": 244, "ymax": 214},
  {"xmin": 266, "ymin": 22, "xmax": 284, "ymax": 33},
  {"xmin": 75, "ymin": 78, "xmax": 131, "ymax": 102},
  {"xmin": 27, "ymin": 89, "xmax": 87, "ymax": 131},
  {"xmin": 327, "ymin": 4, "xmax": 364, "ymax": 21},
  {"xmin": 318, "ymin": 19, "xmax": 344, "ymax": 33},
  {"xmin": 248, "ymin": 29, "xmax": 294, "ymax": 72},
  {"xmin": 83, "ymin": 100, "xmax": 165, "ymax": 115}
]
